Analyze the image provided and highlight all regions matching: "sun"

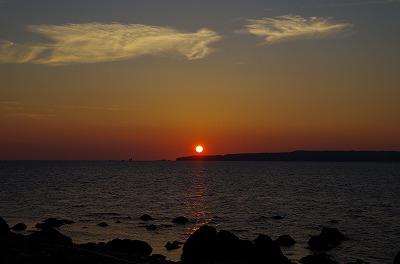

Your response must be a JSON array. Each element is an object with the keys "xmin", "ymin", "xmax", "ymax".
[{"xmin": 195, "ymin": 145, "xmax": 204, "ymax": 154}]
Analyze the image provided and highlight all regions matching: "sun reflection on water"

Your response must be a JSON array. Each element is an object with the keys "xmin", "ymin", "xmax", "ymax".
[{"xmin": 183, "ymin": 162, "xmax": 212, "ymax": 234}]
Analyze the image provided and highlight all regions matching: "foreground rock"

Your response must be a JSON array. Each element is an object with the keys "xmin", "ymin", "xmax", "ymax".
[
  {"xmin": 300, "ymin": 253, "xmax": 338, "ymax": 264},
  {"xmin": 308, "ymin": 227, "xmax": 347, "ymax": 251},
  {"xmin": 0, "ymin": 217, "xmax": 171, "ymax": 264},
  {"xmin": 182, "ymin": 225, "xmax": 291, "ymax": 264},
  {"xmin": 0, "ymin": 216, "xmax": 10, "ymax": 234},
  {"xmin": 28, "ymin": 227, "xmax": 73, "ymax": 245},
  {"xmin": 394, "ymin": 252, "xmax": 400, "ymax": 264},
  {"xmin": 346, "ymin": 259, "xmax": 369, "ymax": 264}
]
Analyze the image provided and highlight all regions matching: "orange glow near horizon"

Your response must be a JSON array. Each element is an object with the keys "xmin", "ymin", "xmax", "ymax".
[{"xmin": 195, "ymin": 145, "xmax": 204, "ymax": 154}]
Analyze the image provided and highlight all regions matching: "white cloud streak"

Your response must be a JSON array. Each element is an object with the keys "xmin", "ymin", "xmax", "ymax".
[
  {"xmin": 0, "ymin": 23, "xmax": 222, "ymax": 65},
  {"xmin": 244, "ymin": 15, "xmax": 352, "ymax": 44}
]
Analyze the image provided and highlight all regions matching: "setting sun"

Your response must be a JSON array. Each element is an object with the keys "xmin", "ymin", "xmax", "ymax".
[{"xmin": 195, "ymin": 145, "xmax": 204, "ymax": 154}]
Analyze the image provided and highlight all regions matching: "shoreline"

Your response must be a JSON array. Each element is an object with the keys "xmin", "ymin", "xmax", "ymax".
[
  {"xmin": 176, "ymin": 151, "xmax": 400, "ymax": 162},
  {"xmin": 1, "ymin": 216, "xmax": 398, "ymax": 264}
]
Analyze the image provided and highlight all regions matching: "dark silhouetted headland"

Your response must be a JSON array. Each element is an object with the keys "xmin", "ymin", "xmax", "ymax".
[{"xmin": 176, "ymin": 150, "xmax": 400, "ymax": 162}]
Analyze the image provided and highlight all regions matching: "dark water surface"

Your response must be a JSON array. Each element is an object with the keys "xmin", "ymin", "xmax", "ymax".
[{"xmin": 0, "ymin": 161, "xmax": 399, "ymax": 263}]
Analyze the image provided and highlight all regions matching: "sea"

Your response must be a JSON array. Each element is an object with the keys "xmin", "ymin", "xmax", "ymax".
[{"xmin": 0, "ymin": 161, "xmax": 399, "ymax": 263}]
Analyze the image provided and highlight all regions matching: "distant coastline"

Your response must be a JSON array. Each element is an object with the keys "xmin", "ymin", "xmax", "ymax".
[{"xmin": 176, "ymin": 150, "xmax": 400, "ymax": 162}]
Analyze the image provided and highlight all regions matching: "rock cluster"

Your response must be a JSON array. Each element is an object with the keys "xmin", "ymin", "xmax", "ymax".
[
  {"xmin": 182, "ymin": 225, "xmax": 291, "ymax": 264},
  {"xmin": 2, "ymin": 215, "xmax": 390, "ymax": 264},
  {"xmin": 0, "ymin": 216, "xmax": 171, "ymax": 264}
]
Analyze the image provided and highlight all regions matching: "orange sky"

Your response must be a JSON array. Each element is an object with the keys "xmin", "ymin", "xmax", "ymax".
[{"xmin": 1, "ymin": 1, "xmax": 400, "ymax": 160}]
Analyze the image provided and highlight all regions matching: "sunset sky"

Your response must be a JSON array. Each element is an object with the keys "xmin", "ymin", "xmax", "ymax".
[{"xmin": 1, "ymin": 0, "xmax": 400, "ymax": 160}]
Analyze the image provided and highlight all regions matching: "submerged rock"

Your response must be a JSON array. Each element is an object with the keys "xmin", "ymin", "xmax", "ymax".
[
  {"xmin": 140, "ymin": 214, "xmax": 156, "ymax": 221},
  {"xmin": 276, "ymin": 235, "xmax": 296, "ymax": 247},
  {"xmin": 165, "ymin": 241, "xmax": 181, "ymax": 251},
  {"xmin": 320, "ymin": 227, "xmax": 346, "ymax": 244},
  {"xmin": 172, "ymin": 216, "xmax": 189, "ymax": 224},
  {"xmin": 146, "ymin": 224, "xmax": 157, "ymax": 231},
  {"xmin": 98, "ymin": 222, "xmax": 109, "ymax": 227},
  {"xmin": 11, "ymin": 223, "xmax": 27, "ymax": 231},
  {"xmin": 272, "ymin": 215, "xmax": 284, "ymax": 220},
  {"xmin": 36, "ymin": 218, "xmax": 75, "ymax": 229},
  {"xmin": 308, "ymin": 227, "xmax": 347, "ymax": 251},
  {"xmin": 300, "ymin": 253, "xmax": 338, "ymax": 264}
]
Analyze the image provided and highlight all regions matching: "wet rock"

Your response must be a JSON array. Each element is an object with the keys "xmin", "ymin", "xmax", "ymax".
[
  {"xmin": 300, "ymin": 253, "xmax": 338, "ymax": 264},
  {"xmin": 254, "ymin": 234, "xmax": 291, "ymax": 264},
  {"xmin": 182, "ymin": 225, "xmax": 217, "ymax": 261},
  {"xmin": 276, "ymin": 235, "xmax": 296, "ymax": 247},
  {"xmin": 98, "ymin": 222, "xmax": 109, "ymax": 227},
  {"xmin": 140, "ymin": 214, "xmax": 156, "ymax": 221},
  {"xmin": 272, "ymin": 215, "xmax": 284, "ymax": 220},
  {"xmin": 172, "ymin": 216, "xmax": 189, "ymax": 224},
  {"xmin": 0, "ymin": 216, "xmax": 10, "ymax": 234},
  {"xmin": 36, "ymin": 218, "xmax": 75, "ymax": 229},
  {"xmin": 146, "ymin": 224, "xmax": 157, "ymax": 231},
  {"xmin": 28, "ymin": 227, "xmax": 73, "ymax": 245},
  {"xmin": 394, "ymin": 252, "xmax": 400, "ymax": 264},
  {"xmin": 106, "ymin": 239, "xmax": 152, "ymax": 256},
  {"xmin": 308, "ymin": 227, "xmax": 347, "ymax": 251},
  {"xmin": 11, "ymin": 223, "xmax": 27, "ymax": 231},
  {"xmin": 165, "ymin": 241, "xmax": 181, "ymax": 251}
]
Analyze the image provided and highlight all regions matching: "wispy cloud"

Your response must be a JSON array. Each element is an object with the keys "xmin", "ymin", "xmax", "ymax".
[
  {"xmin": 0, "ymin": 101, "xmax": 122, "ymax": 120},
  {"xmin": 0, "ymin": 23, "xmax": 222, "ymax": 65},
  {"xmin": 60, "ymin": 105, "xmax": 121, "ymax": 112},
  {"xmin": 243, "ymin": 15, "xmax": 352, "ymax": 44}
]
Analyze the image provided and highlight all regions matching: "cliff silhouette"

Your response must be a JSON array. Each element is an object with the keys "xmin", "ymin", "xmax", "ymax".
[{"xmin": 176, "ymin": 150, "xmax": 400, "ymax": 162}]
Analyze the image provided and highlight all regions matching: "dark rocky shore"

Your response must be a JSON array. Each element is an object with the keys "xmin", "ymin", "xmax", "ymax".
[{"xmin": 1, "ymin": 216, "xmax": 398, "ymax": 264}]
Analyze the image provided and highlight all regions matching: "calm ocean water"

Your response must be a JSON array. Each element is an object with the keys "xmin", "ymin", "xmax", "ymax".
[{"xmin": 0, "ymin": 161, "xmax": 399, "ymax": 263}]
